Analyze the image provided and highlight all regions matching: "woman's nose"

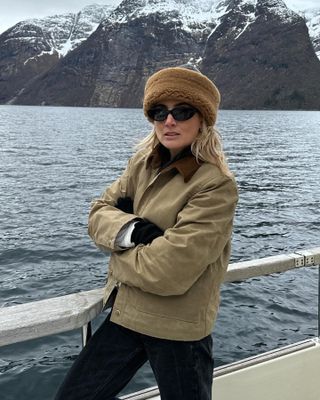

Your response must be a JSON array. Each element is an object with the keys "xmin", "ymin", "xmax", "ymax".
[{"xmin": 164, "ymin": 113, "xmax": 176, "ymax": 125}]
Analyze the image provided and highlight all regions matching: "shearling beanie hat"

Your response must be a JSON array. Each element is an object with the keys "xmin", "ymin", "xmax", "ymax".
[{"xmin": 143, "ymin": 66, "xmax": 221, "ymax": 126}]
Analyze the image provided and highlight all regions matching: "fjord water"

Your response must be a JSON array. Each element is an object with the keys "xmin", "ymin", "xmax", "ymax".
[{"xmin": 0, "ymin": 105, "xmax": 319, "ymax": 399}]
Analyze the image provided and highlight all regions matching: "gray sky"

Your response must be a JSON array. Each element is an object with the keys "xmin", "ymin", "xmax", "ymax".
[{"xmin": 0, "ymin": 0, "xmax": 319, "ymax": 34}]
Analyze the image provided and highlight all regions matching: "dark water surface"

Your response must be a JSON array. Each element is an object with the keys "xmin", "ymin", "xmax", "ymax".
[{"xmin": 0, "ymin": 106, "xmax": 319, "ymax": 399}]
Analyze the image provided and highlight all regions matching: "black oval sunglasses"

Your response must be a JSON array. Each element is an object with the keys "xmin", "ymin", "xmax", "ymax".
[{"xmin": 147, "ymin": 105, "xmax": 198, "ymax": 122}]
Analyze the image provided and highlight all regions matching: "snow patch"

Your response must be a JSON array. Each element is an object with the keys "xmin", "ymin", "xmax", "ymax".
[
  {"xmin": 296, "ymin": 7, "xmax": 320, "ymax": 60},
  {"xmin": 6, "ymin": 3, "xmax": 119, "ymax": 59},
  {"xmin": 24, "ymin": 48, "xmax": 57, "ymax": 65},
  {"xmin": 109, "ymin": 0, "xmax": 228, "ymax": 31}
]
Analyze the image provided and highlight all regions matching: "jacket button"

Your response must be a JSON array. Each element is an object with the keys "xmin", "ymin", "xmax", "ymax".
[{"xmin": 115, "ymin": 309, "xmax": 121, "ymax": 317}]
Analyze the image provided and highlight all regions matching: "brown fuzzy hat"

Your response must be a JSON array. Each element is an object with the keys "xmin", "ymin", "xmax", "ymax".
[{"xmin": 143, "ymin": 66, "xmax": 221, "ymax": 126}]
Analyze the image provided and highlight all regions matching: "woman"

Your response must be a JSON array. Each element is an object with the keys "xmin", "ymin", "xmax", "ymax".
[{"xmin": 55, "ymin": 66, "xmax": 238, "ymax": 400}]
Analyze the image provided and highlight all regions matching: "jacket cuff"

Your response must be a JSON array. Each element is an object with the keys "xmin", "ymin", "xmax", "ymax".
[{"xmin": 115, "ymin": 221, "xmax": 138, "ymax": 249}]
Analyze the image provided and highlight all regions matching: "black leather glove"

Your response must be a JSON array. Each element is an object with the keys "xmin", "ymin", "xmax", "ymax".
[
  {"xmin": 131, "ymin": 219, "xmax": 164, "ymax": 245},
  {"xmin": 115, "ymin": 196, "xmax": 134, "ymax": 214}
]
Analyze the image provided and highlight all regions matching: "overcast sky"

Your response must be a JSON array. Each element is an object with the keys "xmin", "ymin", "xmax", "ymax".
[{"xmin": 0, "ymin": 0, "xmax": 319, "ymax": 34}]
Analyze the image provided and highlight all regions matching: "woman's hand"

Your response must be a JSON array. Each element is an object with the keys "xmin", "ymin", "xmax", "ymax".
[
  {"xmin": 131, "ymin": 220, "xmax": 164, "ymax": 245},
  {"xmin": 115, "ymin": 197, "xmax": 163, "ymax": 245},
  {"xmin": 115, "ymin": 196, "xmax": 134, "ymax": 213}
]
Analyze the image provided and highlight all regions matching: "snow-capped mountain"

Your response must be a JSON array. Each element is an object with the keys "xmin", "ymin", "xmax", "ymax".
[
  {"xmin": 3, "ymin": 3, "xmax": 120, "ymax": 59},
  {"xmin": 0, "ymin": 3, "xmax": 121, "ymax": 104},
  {"xmin": 103, "ymin": 0, "xmax": 319, "ymax": 57},
  {"xmin": 1, "ymin": 1, "xmax": 319, "ymax": 57},
  {"xmin": 1, "ymin": 0, "xmax": 320, "ymax": 109}
]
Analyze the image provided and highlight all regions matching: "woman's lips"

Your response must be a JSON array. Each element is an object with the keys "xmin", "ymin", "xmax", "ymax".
[{"xmin": 164, "ymin": 132, "xmax": 179, "ymax": 136}]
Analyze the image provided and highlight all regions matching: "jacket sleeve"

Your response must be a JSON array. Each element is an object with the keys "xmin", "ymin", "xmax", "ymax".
[
  {"xmin": 88, "ymin": 158, "xmax": 138, "ymax": 253},
  {"xmin": 111, "ymin": 175, "xmax": 238, "ymax": 296}
]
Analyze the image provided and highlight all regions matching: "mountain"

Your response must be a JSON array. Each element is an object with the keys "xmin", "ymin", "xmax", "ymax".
[
  {"xmin": 201, "ymin": 0, "xmax": 320, "ymax": 109},
  {"xmin": 0, "ymin": 4, "xmax": 120, "ymax": 104},
  {"xmin": 1, "ymin": 0, "xmax": 320, "ymax": 109}
]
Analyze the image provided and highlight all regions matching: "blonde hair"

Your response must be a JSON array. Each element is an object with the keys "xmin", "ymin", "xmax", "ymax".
[{"xmin": 136, "ymin": 121, "xmax": 233, "ymax": 177}]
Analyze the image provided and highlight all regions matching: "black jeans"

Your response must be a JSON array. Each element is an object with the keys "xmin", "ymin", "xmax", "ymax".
[{"xmin": 55, "ymin": 313, "xmax": 214, "ymax": 400}]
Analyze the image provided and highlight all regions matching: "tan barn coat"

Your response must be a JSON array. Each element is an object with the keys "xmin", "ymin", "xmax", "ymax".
[{"xmin": 88, "ymin": 145, "xmax": 238, "ymax": 340}]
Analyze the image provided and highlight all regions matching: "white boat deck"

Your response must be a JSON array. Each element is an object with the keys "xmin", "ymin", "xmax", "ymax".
[{"xmin": 121, "ymin": 338, "xmax": 320, "ymax": 399}]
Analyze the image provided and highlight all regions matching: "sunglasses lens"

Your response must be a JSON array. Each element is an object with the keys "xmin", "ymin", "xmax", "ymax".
[
  {"xmin": 147, "ymin": 106, "xmax": 198, "ymax": 122},
  {"xmin": 171, "ymin": 107, "xmax": 197, "ymax": 121},
  {"xmin": 147, "ymin": 107, "xmax": 168, "ymax": 121}
]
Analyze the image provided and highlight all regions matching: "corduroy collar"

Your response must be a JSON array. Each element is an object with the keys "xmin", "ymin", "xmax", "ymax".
[{"xmin": 146, "ymin": 144, "xmax": 202, "ymax": 183}]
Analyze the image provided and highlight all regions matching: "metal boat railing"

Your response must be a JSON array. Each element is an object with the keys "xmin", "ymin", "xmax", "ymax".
[{"xmin": 1, "ymin": 247, "xmax": 319, "ymax": 349}]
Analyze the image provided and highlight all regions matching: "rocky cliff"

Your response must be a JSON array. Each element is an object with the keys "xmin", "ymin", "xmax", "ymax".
[
  {"xmin": 202, "ymin": 0, "xmax": 320, "ymax": 109},
  {"xmin": 1, "ymin": 0, "xmax": 320, "ymax": 109}
]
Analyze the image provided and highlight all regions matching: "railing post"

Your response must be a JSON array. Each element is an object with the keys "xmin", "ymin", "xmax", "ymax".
[{"xmin": 81, "ymin": 321, "xmax": 92, "ymax": 347}]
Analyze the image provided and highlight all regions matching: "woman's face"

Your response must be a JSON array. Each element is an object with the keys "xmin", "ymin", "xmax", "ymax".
[{"xmin": 153, "ymin": 100, "xmax": 202, "ymax": 159}]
